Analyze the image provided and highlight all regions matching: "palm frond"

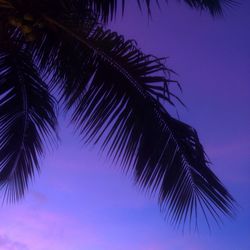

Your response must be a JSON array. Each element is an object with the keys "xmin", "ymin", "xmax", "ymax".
[
  {"xmin": 0, "ymin": 0, "xmax": 235, "ymax": 226},
  {"xmin": 77, "ymin": 0, "xmax": 236, "ymax": 20},
  {"xmin": 25, "ymin": 1, "xmax": 98, "ymax": 78},
  {"xmin": 0, "ymin": 44, "xmax": 57, "ymax": 202},
  {"xmin": 44, "ymin": 22, "xmax": 234, "ymax": 226},
  {"xmin": 182, "ymin": 0, "xmax": 237, "ymax": 16},
  {"xmin": 83, "ymin": 0, "xmax": 124, "ymax": 22}
]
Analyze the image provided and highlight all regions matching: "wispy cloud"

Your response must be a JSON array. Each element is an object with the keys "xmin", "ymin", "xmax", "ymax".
[
  {"xmin": 0, "ymin": 205, "xmax": 103, "ymax": 250},
  {"xmin": 0, "ymin": 234, "xmax": 29, "ymax": 250}
]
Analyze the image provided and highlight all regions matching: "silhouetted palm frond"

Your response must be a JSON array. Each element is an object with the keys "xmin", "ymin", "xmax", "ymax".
[
  {"xmin": 0, "ymin": 0, "xmax": 235, "ymax": 227},
  {"xmin": 182, "ymin": 0, "xmax": 237, "ymax": 15},
  {"xmin": 0, "ymin": 44, "xmax": 57, "ymax": 201},
  {"xmin": 81, "ymin": 0, "xmax": 236, "ymax": 21},
  {"xmin": 49, "ymin": 26, "xmax": 234, "ymax": 227}
]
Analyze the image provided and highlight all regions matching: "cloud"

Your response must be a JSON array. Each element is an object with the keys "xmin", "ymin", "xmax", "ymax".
[
  {"xmin": 0, "ymin": 234, "xmax": 29, "ymax": 250},
  {"xmin": 0, "ymin": 205, "xmax": 106, "ymax": 250}
]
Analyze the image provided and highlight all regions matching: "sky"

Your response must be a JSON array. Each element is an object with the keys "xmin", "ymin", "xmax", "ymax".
[{"xmin": 0, "ymin": 1, "xmax": 250, "ymax": 250}]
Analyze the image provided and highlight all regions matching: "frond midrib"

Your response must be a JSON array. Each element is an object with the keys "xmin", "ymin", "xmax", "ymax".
[{"xmin": 8, "ymin": 60, "xmax": 29, "ymax": 180}]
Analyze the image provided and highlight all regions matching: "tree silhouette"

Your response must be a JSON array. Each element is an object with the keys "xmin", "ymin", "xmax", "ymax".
[{"xmin": 0, "ymin": 0, "xmax": 235, "ymax": 227}]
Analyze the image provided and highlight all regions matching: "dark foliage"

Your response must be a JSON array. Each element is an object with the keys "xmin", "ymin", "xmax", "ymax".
[
  {"xmin": 0, "ymin": 44, "xmax": 57, "ymax": 202},
  {"xmin": 0, "ymin": 0, "xmax": 235, "ymax": 228}
]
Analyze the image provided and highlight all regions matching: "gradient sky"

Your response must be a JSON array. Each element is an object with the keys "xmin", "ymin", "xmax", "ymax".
[{"xmin": 0, "ymin": 1, "xmax": 250, "ymax": 250}]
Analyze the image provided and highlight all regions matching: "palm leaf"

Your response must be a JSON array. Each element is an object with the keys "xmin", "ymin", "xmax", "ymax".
[
  {"xmin": 40, "ymin": 18, "xmax": 234, "ymax": 226},
  {"xmin": 182, "ymin": 0, "xmax": 237, "ymax": 15},
  {"xmin": 80, "ymin": 0, "xmax": 236, "ymax": 21},
  {"xmin": 0, "ymin": 0, "xmax": 235, "ymax": 226},
  {"xmin": 0, "ymin": 44, "xmax": 57, "ymax": 202}
]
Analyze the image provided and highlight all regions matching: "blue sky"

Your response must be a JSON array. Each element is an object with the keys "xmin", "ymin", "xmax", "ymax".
[{"xmin": 0, "ymin": 1, "xmax": 249, "ymax": 250}]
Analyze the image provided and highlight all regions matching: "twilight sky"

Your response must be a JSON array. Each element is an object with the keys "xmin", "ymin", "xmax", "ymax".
[{"xmin": 0, "ymin": 1, "xmax": 250, "ymax": 250}]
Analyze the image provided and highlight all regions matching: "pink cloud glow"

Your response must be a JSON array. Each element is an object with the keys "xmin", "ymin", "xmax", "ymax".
[{"xmin": 0, "ymin": 205, "xmax": 103, "ymax": 250}]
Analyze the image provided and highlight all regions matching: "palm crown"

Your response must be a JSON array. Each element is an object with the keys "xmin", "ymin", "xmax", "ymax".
[{"xmin": 0, "ymin": 0, "xmax": 235, "ymax": 228}]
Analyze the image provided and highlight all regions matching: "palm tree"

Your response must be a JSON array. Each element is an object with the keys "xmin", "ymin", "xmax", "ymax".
[{"xmin": 0, "ymin": 0, "xmax": 235, "ymax": 228}]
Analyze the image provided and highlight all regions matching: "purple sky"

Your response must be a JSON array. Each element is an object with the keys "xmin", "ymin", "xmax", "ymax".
[{"xmin": 0, "ymin": 1, "xmax": 250, "ymax": 250}]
